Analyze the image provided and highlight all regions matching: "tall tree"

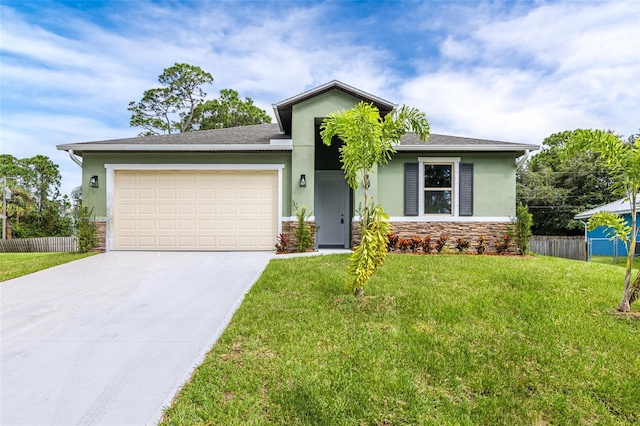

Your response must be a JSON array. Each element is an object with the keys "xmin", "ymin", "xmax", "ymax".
[
  {"xmin": 517, "ymin": 130, "xmax": 616, "ymax": 235},
  {"xmin": 21, "ymin": 155, "xmax": 62, "ymax": 213},
  {"xmin": 128, "ymin": 63, "xmax": 214, "ymax": 136},
  {"xmin": 6, "ymin": 186, "xmax": 36, "ymax": 225},
  {"xmin": 321, "ymin": 102, "xmax": 430, "ymax": 296},
  {"xmin": 569, "ymin": 130, "xmax": 640, "ymax": 312},
  {"xmin": 0, "ymin": 154, "xmax": 71, "ymax": 237},
  {"xmin": 193, "ymin": 89, "xmax": 271, "ymax": 130},
  {"xmin": 128, "ymin": 64, "xmax": 270, "ymax": 136}
]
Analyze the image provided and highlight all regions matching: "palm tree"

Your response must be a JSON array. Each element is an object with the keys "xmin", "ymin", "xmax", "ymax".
[{"xmin": 7, "ymin": 186, "xmax": 36, "ymax": 225}]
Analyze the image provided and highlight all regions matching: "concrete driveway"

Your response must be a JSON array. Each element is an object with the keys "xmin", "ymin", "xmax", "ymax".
[{"xmin": 1, "ymin": 251, "xmax": 274, "ymax": 425}]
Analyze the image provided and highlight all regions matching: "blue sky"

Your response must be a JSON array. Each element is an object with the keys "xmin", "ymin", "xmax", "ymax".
[{"xmin": 1, "ymin": 0, "xmax": 639, "ymax": 195}]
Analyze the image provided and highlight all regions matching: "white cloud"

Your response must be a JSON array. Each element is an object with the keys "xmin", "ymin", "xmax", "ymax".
[{"xmin": 401, "ymin": 1, "xmax": 640, "ymax": 145}]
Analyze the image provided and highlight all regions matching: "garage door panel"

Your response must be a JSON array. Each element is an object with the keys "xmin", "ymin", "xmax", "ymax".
[
  {"xmin": 138, "ymin": 220, "xmax": 155, "ymax": 230},
  {"xmin": 199, "ymin": 188, "xmax": 215, "ymax": 199},
  {"xmin": 118, "ymin": 172, "xmax": 136, "ymax": 183},
  {"xmin": 114, "ymin": 170, "xmax": 277, "ymax": 251},
  {"xmin": 118, "ymin": 236, "xmax": 135, "ymax": 248},
  {"xmin": 179, "ymin": 204, "xmax": 196, "ymax": 215},
  {"xmin": 177, "ymin": 172, "xmax": 196, "ymax": 183},
  {"xmin": 158, "ymin": 220, "xmax": 175, "ymax": 230},
  {"xmin": 158, "ymin": 189, "xmax": 176, "ymax": 199},
  {"xmin": 198, "ymin": 205, "xmax": 215, "ymax": 214},
  {"xmin": 218, "ymin": 205, "xmax": 236, "ymax": 214},
  {"xmin": 158, "ymin": 204, "xmax": 175, "ymax": 215},
  {"xmin": 138, "ymin": 236, "xmax": 158, "ymax": 248},
  {"xmin": 198, "ymin": 220, "xmax": 215, "ymax": 230},
  {"xmin": 139, "ymin": 189, "xmax": 156, "ymax": 199},
  {"xmin": 158, "ymin": 173, "xmax": 176, "ymax": 183},
  {"xmin": 138, "ymin": 204, "xmax": 155, "ymax": 215}
]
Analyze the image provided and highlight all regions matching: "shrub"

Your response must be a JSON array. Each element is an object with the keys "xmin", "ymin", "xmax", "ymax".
[
  {"xmin": 513, "ymin": 202, "xmax": 533, "ymax": 255},
  {"xmin": 387, "ymin": 233, "xmax": 399, "ymax": 252},
  {"xmin": 75, "ymin": 206, "xmax": 98, "ymax": 253},
  {"xmin": 397, "ymin": 237, "xmax": 411, "ymax": 253},
  {"xmin": 494, "ymin": 234, "xmax": 511, "ymax": 254},
  {"xmin": 421, "ymin": 235, "xmax": 434, "ymax": 254},
  {"xmin": 435, "ymin": 235, "xmax": 449, "ymax": 253},
  {"xmin": 409, "ymin": 236, "xmax": 422, "ymax": 253},
  {"xmin": 454, "ymin": 237, "xmax": 470, "ymax": 253},
  {"xmin": 476, "ymin": 235, "xmax": 486, "ymax": 255},
  {"xmin": 292, "ymin": 201, "xmax": 313, "ymax": 252},
  {"xmin": 275, "ymin": 233, "xmax": 290, "ymax": 253}
]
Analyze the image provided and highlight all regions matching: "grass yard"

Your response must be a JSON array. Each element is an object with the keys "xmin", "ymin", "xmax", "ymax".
[
  {"xmin": 0, "ymin": 252, "xmax": 96, "ymax": 281},
  {"xmin": 592, "ymin": 255, "xmax": 640, "ymax": 270},
  {"xmin": 162, "ymin": 254, "xmax": 639, "ymax": 425}
]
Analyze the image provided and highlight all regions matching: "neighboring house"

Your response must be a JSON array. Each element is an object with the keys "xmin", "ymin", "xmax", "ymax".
[
  {"xmin": 575, "ymin": 198, "xmax": 640, "ymax": 256},
  {"xmin": 57, "ymin": 80, "xmax": 538, "ymax": 252}
]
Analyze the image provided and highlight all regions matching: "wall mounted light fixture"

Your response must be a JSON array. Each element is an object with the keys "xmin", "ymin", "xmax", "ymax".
[
  {"xmin": 299, "ymin": 174, "xmax": 306, "ymax": 187},
  {"xmin": 89, "ymin": 175, "xmax": 99, "ymax": 188}
]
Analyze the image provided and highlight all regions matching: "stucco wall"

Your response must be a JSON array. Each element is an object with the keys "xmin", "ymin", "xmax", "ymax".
[
  {"xmin": 290, "ymin": 89, "xmax": 362, "ymax": 212},
  {"xmin": 81, "ymin": 152, "xmax": 292, "ymax": 217},
  {"xmin": 377, "ymin": 152, "xmax": 518, "ymax": 218}
]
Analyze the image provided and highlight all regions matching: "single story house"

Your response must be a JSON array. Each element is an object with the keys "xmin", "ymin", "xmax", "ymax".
[
  {"xmin": 575, "ymin": 198, "xmax": 640, "ymax": 256},
  {"xmin": 57, "ymin": 80, "xmax": 538, "ymax": 252}
]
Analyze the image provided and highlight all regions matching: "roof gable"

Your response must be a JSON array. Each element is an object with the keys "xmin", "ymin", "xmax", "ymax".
[{"xmin": 272, "ymin": 80, "xmax": 396, "ymax": 134}]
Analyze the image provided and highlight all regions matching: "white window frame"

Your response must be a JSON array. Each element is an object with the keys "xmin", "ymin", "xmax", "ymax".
[{"xmin": 418, "ymin": 157, "xmax": 460, "ymax": 217}]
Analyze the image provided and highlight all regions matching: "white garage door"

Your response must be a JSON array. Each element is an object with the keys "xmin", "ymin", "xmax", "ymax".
[{"xmin": 114, "ymin": 170, "xmax": 278, "ymax": 251}]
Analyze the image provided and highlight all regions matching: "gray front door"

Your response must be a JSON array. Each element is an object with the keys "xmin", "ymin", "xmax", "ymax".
[{"xmin": 315, "ymin": 171, "xmax": 350, "ymax": 248}]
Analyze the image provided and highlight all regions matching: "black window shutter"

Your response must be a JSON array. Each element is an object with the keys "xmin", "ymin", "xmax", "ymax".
[
  {"xmin": 459, "ymin": 163, "xmax": 474, "ymax": 216},
  {"xmin": 404, "ymin": 163, "xmax": 419, "ymax": 216}
]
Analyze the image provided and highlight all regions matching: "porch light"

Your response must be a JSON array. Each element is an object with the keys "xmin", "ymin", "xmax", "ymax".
[
  {"xmin": 299, "ymin": 174, "xmax": 306, "ymax": 187},
  {"xmin": 89, "ymin": 175, "xmax": 99, "ymax": 188}
]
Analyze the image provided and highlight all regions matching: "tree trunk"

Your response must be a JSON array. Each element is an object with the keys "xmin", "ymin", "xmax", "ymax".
[
  {"xmin": 619, "ymin": 271, "xmax": 632, "ymax": 312},
  {"xmin": 630, "ymin": 270, "xmax": 640, "ymax": 306},
  {"xmin": 354, "ymin": 287, "xmax": 364, "ymax": 297}
]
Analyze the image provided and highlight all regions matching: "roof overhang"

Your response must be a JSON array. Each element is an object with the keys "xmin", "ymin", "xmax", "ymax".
[
  {"xmin": 574, "ymin": 198, "xmax": 635, "ymax": 220},
  {"xmin": 395, "ymin": 143, "xmax": 539, "ymax": 152},
  {"xmin": 272, "ymin": 80, "xmax": 397, "ymax": 134},
  {"xmin": 57, "ymin": 140, "xmax": 293, "ymax": 155}
]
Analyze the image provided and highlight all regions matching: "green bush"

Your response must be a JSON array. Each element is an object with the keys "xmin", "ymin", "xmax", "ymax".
[
  {"xmin": 513, "ymin": 202, "xmax": 533, "ymax": 255},
  {"xmin": 292, "ymin": 202, "xmax": 313, "ymax": 252},
  {"xmin": 75, "ymin": 206, "xmax": 98, "ymax": 253}
]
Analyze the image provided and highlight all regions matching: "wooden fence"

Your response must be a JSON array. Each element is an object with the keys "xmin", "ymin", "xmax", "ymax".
[
  {"xmin": 529, "ymin": 236, "xmax": 586, "ymax": 261},
  {"xmin": 0, "ymin": 237, "xmax": 78, "ymax": 253}
]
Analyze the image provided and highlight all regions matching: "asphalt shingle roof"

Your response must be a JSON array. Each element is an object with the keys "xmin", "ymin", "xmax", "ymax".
[
  {"xmin": 70, "ymin": 123, "xmax": 288, "ymax": 145},
  {"xmin": 62, "ymin": 123, "xmax": 531, "ymax": 150}
]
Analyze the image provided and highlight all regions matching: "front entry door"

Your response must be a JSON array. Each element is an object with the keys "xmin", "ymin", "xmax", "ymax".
[{"xmin": 315, "ymin": 171, "xmax": 350, "ymax": 248}]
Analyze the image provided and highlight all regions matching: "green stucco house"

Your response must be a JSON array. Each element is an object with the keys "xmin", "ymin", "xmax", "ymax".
[{"xmin": 57, "ymin": 81, "xmax": 537, "ymax": 252}]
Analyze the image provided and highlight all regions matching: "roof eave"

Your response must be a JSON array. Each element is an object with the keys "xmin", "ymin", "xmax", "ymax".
[
  {"xmin": 56, "ymin": 143, "xmax": 294, "ymax": 153},
  {"xmin": 395, "ymin": 143, "xmax": 539, "ymax": 152},
  {"xmin": 575, "ymin": 209, "xmax": 633, "ymax": 220}
]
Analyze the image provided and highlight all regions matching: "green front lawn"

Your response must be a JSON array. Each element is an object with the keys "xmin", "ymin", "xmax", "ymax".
[
  {"xmin": 0, "ymin": 252, "xmax": 96, "ymax": 282},
  {"xmin": 162, "ymin": 254, "xmax": 639, "ymax": 425}
]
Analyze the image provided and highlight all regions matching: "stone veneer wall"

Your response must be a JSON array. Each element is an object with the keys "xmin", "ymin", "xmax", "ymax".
[
  {"xmin": 351, "ymin": 220, "xmax": 515, "ymax": 254},
  {"xmin": 95, "ymin": 221, "xmax": 107, "ymax": 252},
  {"xmin": 280, "ymin": 220, "xmax": 317, "ymax": 253}
]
